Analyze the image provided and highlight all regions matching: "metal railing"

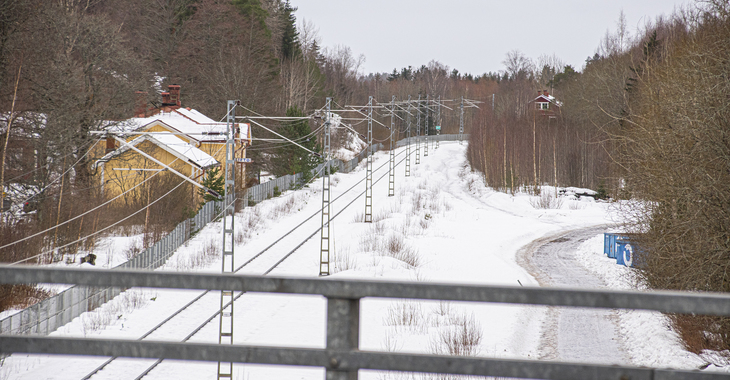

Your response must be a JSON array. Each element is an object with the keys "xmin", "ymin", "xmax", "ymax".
[{"xmin": 0, "ymin": 266, "xmax": 728, "ymax": 380}]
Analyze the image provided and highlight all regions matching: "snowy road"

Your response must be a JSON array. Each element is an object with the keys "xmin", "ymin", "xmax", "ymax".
[{"xmin": 518, "ymin": 226, "xmax": 631, "ymax": 365}]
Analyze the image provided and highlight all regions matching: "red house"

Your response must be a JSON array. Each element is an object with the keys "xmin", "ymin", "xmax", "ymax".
[{"xmin": 530, "ymin": 90, "xmax": 562, "ymax": 118}]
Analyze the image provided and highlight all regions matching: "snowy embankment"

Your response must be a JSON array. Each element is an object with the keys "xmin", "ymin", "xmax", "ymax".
[{"xmin": 1, "ymin": 142, "xmax": 720, "ymax": 379}]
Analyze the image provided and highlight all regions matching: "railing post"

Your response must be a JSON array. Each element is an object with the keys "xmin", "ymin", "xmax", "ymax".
[{"xmin": 326, "ymin": 297, "xmax": 359, "ymax": 380}]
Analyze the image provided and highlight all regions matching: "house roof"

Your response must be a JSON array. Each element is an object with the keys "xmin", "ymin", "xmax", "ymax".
[
  {"xmin": 531, "ymin": 94, "xmax": 563, "ymax": 107},
  {"xmin": 93, "ymin": 133, "xmax": 218, "ymax": 170},
  {"xmin": 109, "ymin": 108, "xmax": 249, "ymax": 143},
  {"xmin": 149, "ymin": 133, "xmax": 218, "ymax": 168}
]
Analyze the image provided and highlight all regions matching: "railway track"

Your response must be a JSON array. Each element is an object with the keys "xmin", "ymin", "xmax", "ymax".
[{"xmin": 80, "ymin": 146, "xmax": 415, "ymax": 380}]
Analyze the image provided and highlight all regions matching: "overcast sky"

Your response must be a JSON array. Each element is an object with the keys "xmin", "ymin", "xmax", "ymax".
[{"xmin": 288, "ymin": 0, "xmax": 693, "ymax": 76}]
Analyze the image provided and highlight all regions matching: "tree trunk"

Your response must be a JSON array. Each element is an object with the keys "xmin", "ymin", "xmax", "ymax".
[{"xmin": 0, "ymin": 64, "xmax": 21, "ymax": 209}]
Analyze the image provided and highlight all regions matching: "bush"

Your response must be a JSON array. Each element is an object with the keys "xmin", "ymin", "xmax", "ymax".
[
  {"xmin": 595, "ymin": 181, "xmax": 608, "ymax": 200},
  {"xmin": 615, "ymin": 4, "xmax": 730, "ymax": 353}
]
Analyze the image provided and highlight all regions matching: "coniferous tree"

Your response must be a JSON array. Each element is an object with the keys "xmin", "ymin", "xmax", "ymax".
[
  {"xmin": 198, "ymin": 166, "xmax": 224, "ymax": 207},
  {"xmin": 272, "ymin": 106, "xmax": 321, "ymax": 181},
  {"xmin": 280, "ymin": 1, "xmax": 300, "ymax": 60}
]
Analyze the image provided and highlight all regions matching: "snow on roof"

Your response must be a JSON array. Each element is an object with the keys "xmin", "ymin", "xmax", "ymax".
[
  {"xmin": 532, "ymin": 94, "xmax": 563, "ymax": 107},
  {"xmin": 148, "ymin": 133, "xmax": 218, "ymax": 169},
  {"xmin": 124, "ymin": 108, "xmax": 249, "ymax": 142},
  {"xmin": 174, "ymin": 107, "xmax": 216, "ymax": 123},
  {"xmin": 94, "ymin": 133, "xmax": 218, "ymax": 170}
]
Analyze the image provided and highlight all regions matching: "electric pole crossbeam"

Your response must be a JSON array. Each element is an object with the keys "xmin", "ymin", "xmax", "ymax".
[
  {"xmin": 217, "ymin": 100, "xmax": 236, "ymax": 380},
  {"xmin": 319, "ymin": 98, "xmax": 332, "ymax": 276},
  {"xmin": 365, "ymin": 97, "xmax": 373, "ymax": 223},
  {"xmin": 388, "ymin": 96, "xmax": 396, "ymax": 197},
  {"xmin": 405, "ymin": 95, "xmax": 411, "ymax": 177}
]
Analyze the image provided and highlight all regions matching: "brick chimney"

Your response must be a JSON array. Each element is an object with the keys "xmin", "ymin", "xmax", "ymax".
[
  {"xmin": 134, "ymin": 91, "xmax": 148, "ymax": 117},
  {"xmin": 537, "ymin": 90, "xmax": 542, "ymax": 96},
  {"xmin": 168, "ymin": 84, "xmax": 181, "ymax": 108},
  {"xmin": 161, "ymin": 91, "xmax": 172, "ymax": 106},
  {"xmin": 543, "ymin": 90, "xmax": 549, "ymax": 97}
]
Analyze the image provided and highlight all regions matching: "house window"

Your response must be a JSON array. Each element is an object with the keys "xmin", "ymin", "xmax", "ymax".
[{"xmin": 537, "ymin": 102, "xmax": 549, "ymax": 110}]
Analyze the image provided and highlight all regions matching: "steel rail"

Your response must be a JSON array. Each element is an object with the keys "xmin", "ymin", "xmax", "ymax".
[
  {"xmin": 132, "ymin": 146, "xmax": 413, "ymax": 379},
  {"xmin": 80, "ymin": 145, "xmax": 414, "ymax": 379},
  {"xmin": 235, "ymin": 148, "xmax": 405, "ymax": 272}
]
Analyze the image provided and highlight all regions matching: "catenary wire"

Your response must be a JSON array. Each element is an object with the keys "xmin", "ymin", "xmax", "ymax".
[{"xmin": 84, "ymin": 144, "xmax": 413, "ymax": 380}]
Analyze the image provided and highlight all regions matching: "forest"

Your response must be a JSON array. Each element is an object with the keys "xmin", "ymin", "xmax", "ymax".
[{"xmin": 0, "ymin": 0, "xmax": 729, "ymax": 351}]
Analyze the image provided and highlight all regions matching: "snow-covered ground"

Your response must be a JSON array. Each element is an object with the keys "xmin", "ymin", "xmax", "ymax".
[{"xmin": 0, "ymin": 141, "xmax": 720, "ymax": 379}]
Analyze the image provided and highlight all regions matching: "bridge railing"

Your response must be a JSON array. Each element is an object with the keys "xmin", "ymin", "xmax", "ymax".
[{"xmin": 0, "ymin": 266, "xmax": 727, "ymax": 380}]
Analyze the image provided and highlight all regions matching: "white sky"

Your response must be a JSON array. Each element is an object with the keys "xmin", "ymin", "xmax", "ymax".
[{"xmin": 289, "ymin": 0, "xmax": 693, "ymax": 75}]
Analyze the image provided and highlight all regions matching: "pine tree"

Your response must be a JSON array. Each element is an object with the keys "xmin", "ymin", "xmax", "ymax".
[
  {"xmin": 272, "ymin": 106, "xmax": 321, "ymax": 180},
  {"xmin": 198, "ymin": 166, "xmax": 224, "ymax": 207},
  {"xmin": 280, "ymin": 1, "xmax": 300, "ymax": 60}
]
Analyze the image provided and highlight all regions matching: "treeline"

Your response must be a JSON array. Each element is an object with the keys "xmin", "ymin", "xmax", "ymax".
[
  {"xmin": 615, "ymin": 1, "xmax": 730, "ymax": 353},
  {"xmin": 469, "ymin": 0, "xmax": 730, "ymax": 353}
]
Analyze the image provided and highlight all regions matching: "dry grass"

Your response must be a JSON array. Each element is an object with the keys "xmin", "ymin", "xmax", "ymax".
[
  {"xmin": 358, "ymin": 227, "xmax": 421, "ymax": 269},
  {"xmin": 170, "ymin": 236, "xmax": 219, "ymax": 271},
  {"xmin": 352, "ymin": 211, "xmax": 365, "ymax": 223},
  {"xmin": 384, "ymin": 234, "xmax": 421, "ymax": 268},
  {"xmin": 430, "ymin": 312, "xmax": 483, "ymax": 357},
  {"xmin": 567, "ymin": 200, "xmax": 586, "ymax": 210},
  {"xmin": 267, "ymin": 193, "xmax": 307, "ymax": 220},
  {"xmin": 235, "ymin": 208, "xmax": 263, "ymax": 244},
  {"xmin": 671, "ymin": 314, "xmax": 730, "ymax": 355},
  {"xmin": 530, "ymin": 192, "xmax": 564, "ymax": 209},
  {"xmin": 122, "ymin": 240, "xmax": 142, "ymax": 260},
  {"xmin": 332, "ymin": 246, "xmax": 356, "ymax": 273},
  {"xmin": 384, "ymin": 300, "xmax": 426, "ymax": 333},
  {"xmin": 432, "ymin": 301, "xmax": 453, "ymax": 317},
  {"xmin": 373, "ymin": 209, "xmax": 392, "ymax": 223},
  {"xmin": 81, "ymin": 289, "xmax": 150, "ymax": 336}
]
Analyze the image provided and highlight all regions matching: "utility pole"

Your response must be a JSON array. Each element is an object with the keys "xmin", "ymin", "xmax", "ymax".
[
  {"xmin": 217, "ymin": 100, "xmax": 236, "ymax": 380},
  {"xmin": 459, "ymin": 96, "xmax": 465, "ymax": 145},
  {"xmin": 388, "ymin": 95, "xmax": 395, "ymax": 197},
  {"xmin": 365, "ymin": 96, "xmax": 373, "ymax": 223},
  {"xmin": 436, "ymin": 95, "xmax": 441, "ymax": 149},
  {"xmin": 320, "ymin": 98, "xmax": 332, "ymax": 276},
  {"xmin": 405, "ymin": 95, "xmax": 411, "ymax": 177},
  {"xmin": 415, "ymin": 95, "xmax": 421, "ymax": 165},
  {"xmin": 424, "ymin": 94, "xmax": 429, "ymax": 157}
]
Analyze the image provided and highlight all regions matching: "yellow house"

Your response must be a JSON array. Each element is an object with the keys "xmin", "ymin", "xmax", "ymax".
[{"xmin": 92, "ymin": 90, "xmax": 251, "ymax": 201}]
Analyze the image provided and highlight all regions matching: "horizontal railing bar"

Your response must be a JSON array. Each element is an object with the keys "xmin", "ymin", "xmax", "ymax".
[
  {"xmin": 0, "ymin": 335, "xmax": 720, "ymax": 380},
  {"xmin": 1, "ymin": 266, "xmax": 730, "ymax": 316}
]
